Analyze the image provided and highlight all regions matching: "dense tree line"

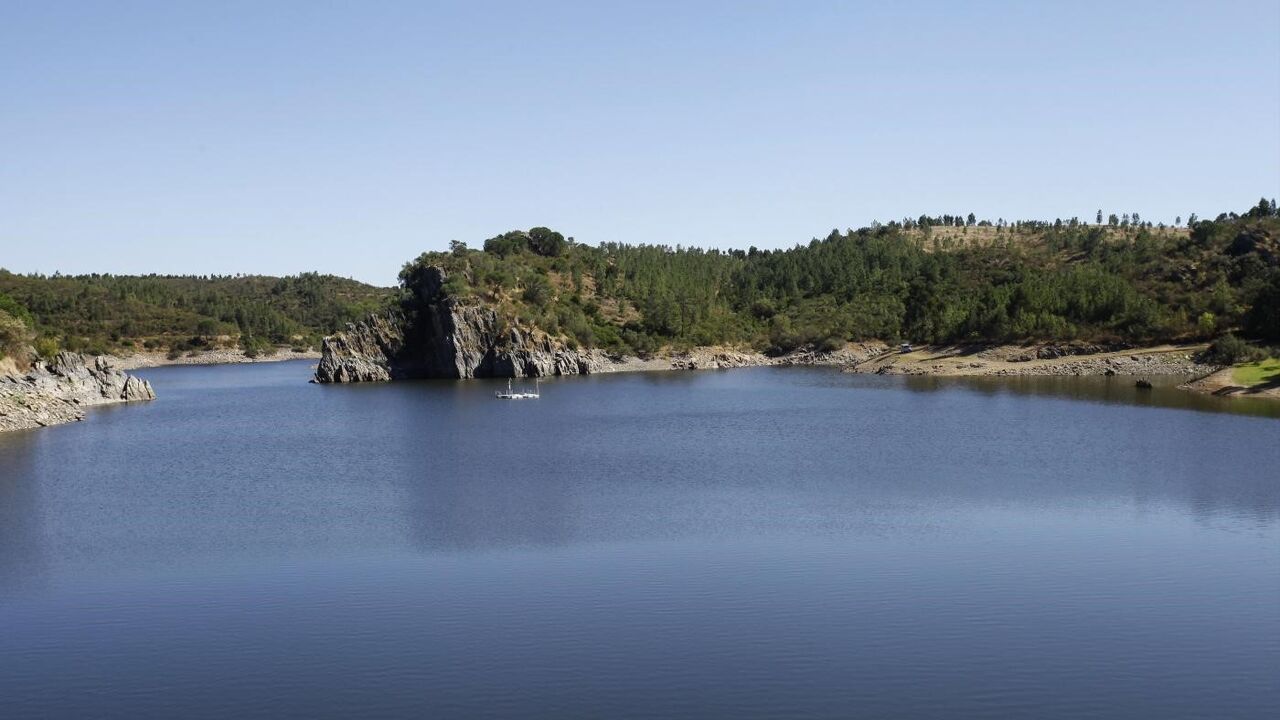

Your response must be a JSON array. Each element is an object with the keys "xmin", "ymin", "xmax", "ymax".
[
  {"xmin": 0, "ymin": 271, "xmax": 392, "ymax": 356},
  {"xmin": 401, "ymin": 199, "xmax": 1280, "ymax": 356},
  {"xmin": 5, "ymin": 199, "xmax": 1276, "ymax": 362}
]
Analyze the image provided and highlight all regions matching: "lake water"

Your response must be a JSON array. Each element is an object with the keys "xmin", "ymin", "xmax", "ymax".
[{"xmin": 1, "ymin": 361, "xmax": 1277, "ymax": 719}]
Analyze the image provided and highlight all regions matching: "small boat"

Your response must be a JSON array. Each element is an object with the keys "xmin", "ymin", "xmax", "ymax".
[{"xmin": 496, "ymin": 378, "xmax": 540, "ymax": 399}]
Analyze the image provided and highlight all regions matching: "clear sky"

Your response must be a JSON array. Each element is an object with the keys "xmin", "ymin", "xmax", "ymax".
[{"xmin": 3, "ymin": 0, "xmax": 1278, "ymax": 286}]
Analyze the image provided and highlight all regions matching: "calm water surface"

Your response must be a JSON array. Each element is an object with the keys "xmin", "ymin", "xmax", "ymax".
[{"xmin": 1, "ymin": 361, "xmax": 1277, "ymax": 718}]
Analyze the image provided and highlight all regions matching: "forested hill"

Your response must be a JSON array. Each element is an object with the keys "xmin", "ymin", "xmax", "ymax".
[
  {"xmin": 399, "ymin": 199, "xmax": 1280, "ymax": 357},
  {"xmin": 3, "ymin": 198, "xmax": 1278, "ymax": 366},
  {"xmin": 0, "ymin": 271, "xmax": 393, "ymax": 358}
]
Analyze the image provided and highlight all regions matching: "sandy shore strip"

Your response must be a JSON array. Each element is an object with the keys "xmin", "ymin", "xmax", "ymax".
[
  {"xmin": 109, "ymin": 348, "xmax": 321, "ymax": 370},
  {"xmin": 589, "ymin": 343, "xmax": 888, "ymax": 374}
]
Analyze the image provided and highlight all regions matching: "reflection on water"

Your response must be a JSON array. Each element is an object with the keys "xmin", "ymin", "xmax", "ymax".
[
  {"xmin": 902, "ymin": 373, "xmax": 1280, "ymax": 418},
  {"xmin": 0, "ymin": 363, "xmax": 1276, "ymax": 564},
  {"xmin": 0, "ymin": 446, "xmax": 41, "ymax": 590},
  {"xmin": 0, "ymin": 362, "xmax": 1276, "ymax": 719}
]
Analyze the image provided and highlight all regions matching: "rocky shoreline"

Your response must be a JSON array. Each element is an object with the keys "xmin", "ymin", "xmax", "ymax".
[
  {"xmin": 110, "ymin": 347, "xmax": 321, "ymax": 370},
  {"xmin": 0, "ymin": 352, "xmax": 155, "ymax": 433},
  {"xmin": 607, "ymin": 342, "xmax": 1218, "ymax": 380},
  {"xmin": 315, "ymin": 298, "xmax": 1221, "ymax": 389},
  {"xmin": 620, "ymin": 343, "xmax": 887, "ymax": 373},
  {"xmin": 843, "ymin": 343, "xmax": 1216, "ymax": 378},
  {"xmin": 0, "ymin": 329, "xmax": 1250, "ymax": 435}
]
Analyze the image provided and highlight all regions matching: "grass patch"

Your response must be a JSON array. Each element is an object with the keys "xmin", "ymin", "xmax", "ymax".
[{"xmin": 1232, "ymin": 358, "xmax": 1280, "ymax": 387}]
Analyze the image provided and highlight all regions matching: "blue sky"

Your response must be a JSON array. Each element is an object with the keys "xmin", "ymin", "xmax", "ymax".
[{"xmin": 3, "ymin": 1, "xmax": 1278, "ymax": 285}]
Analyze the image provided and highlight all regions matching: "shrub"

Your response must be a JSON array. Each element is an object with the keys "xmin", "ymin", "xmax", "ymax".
[
  {"xmin": 240, "ymin": 334, "xmax": 275, "ymax": 358},
  {"xmin": 196, "ymin": 319, "xmax": 220, "ymax": 337},
  {"xmin": 1196, "ymin": 312, "xmax": 1216, "ymax": 337},
  {"xmin": 33, "ymin": 336, "xmax": 59, "ymax": 360},
  {"xmin": 1245, "ymin": 272, "xmax": 1280, "ymax": 342},
  {"xmin": 621, "ymin": 328, "xmax": 659, "ymax": 357},
  {"xmin": 1202, "ymin": 333, "xmax": 1262, "ymax": 365},
  {"xmin": 818, "ymin": 335, "xmax": 845, "ymax": 353},
  {"xmin": 750, "ymin": 299, "xmax": 776, "ymax": 319},
  {"xmin": 522, "ymin": 277, "xmax": 552, "ymax": 307},
  {"xmin": 592, "ymin": 322, "xmax": 623, "ymax": 350},
  {"xmin": 441, "ymin": 274, "xmax": 471, "ymax": 298},
  {"xmin": 0, "ymin": 309, "xmax": 29, "ymax": 360},
  {"xmin": 0, "ymin": 292, "xmax": 32, "ymax": 326}
]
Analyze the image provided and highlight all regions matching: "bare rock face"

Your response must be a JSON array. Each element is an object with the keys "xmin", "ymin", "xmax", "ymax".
[
  {"xmin": 313, "ymin": 312, "xmax": 406, "ymax": 383},
  {"xmin": 0, "ymin": 351, "xmax": 155, "ymax": 432},
  {"xmin": 315, "ymin": 267, "xmax": 610, "ymax": 383}
]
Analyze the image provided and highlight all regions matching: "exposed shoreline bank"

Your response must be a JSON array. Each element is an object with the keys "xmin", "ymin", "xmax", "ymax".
[
  {"xmin": 841, "ymin": 342, "xmax": 1213, "ymax": 378},
  {"xmin": 568, "ymin": 341, "xmax": 1274, "ymax": 403},
  {"xmin": 1, "ymin": 341, "xmax": 1263, "ymax": 435},
  {"xmin": 583, "ymin": 343, "xmax": 887, "ymax": 374},
  {"xmin": 105, "ymin": 342, "xmax": 1221, "ymax": 381},
  {"xmin": 563, "ymin": 341, "xmax": 1218, "ymax": 379},
  {"xmin": 1179, "ymin": 366, "xmax": 1280, "ymax": 399},
  {"xmin": 109, "ymin": 348, "xmax": 321, "ymax": 370}
]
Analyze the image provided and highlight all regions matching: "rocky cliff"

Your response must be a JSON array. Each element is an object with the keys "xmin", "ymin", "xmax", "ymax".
[
  {"xmin": 0, "ymin": 352, "xmax": 156, "ymax": 432},
  {"xmin": 315, "ymin": 267, "xmax": 612, "ymax": 382},
  {"xmin": 314, "ymin": 267, "xmax": 893, "ymax": 383}
]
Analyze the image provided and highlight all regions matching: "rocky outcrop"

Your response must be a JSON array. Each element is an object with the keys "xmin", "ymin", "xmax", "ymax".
[
  {"xmin": 315, "ymin": 267, "xmax": 614, "ymax": 382},
  {"xmin": 667, "ymin": 344, "xmax": 887, "ymax": 371},
  {"xmin": 0, "ymin": 352, "xmax": 156, "ymax": 432},
  {"xmin": 314, "ymin": 312, "xmax": 408, "ymax": 382},
  {"xmin": 316, "ymin": 269, "xmax": 888, "ymax": 384}
]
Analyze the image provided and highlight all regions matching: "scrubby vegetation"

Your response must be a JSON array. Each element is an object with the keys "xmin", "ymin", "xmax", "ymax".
[
  {"xmin": 400, "ymin": 199, "xmax": 1280, "ymax": 357},
  {"xmin": 1201, "ymin": 334, "xmax": 1265, "ymax": 365},
  {"xmin": 0, "ymin": 291, "xmax": 32, "ymax": 362},
  {"xmin": 0, "ymin": 272, "xmax": 393, "ymax": 357},
  {"xmin": 0, "ymin": 313, "xmax": 28, "ymax": 362}
]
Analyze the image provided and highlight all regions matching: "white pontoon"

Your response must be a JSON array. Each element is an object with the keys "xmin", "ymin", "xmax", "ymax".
[{"xmin": 495, "ymin": 378, "xmax": 540, "ymax": 399}]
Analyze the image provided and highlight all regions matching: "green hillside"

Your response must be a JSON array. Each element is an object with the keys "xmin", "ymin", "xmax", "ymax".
[
  {"xmin": 0, "ymin": 271, "xmax": 394, "ymax": 357},
  {"xmin": 5, "ymin": 198, "xmax": 1277, "ymax": 364},
  {"xmin": 399, "ymin": 199, "xmax": 1280, "ymax": 357}
]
